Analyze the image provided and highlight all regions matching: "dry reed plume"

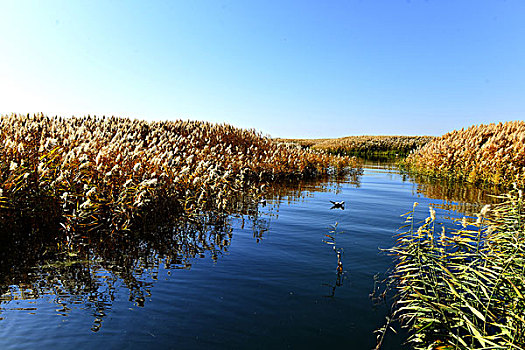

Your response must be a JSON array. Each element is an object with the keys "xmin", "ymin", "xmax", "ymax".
[
  {"xmin": 0, "ymin": 113, "xmax": 360, "ymax": 234},
  {"xmin": 278, "ymin": 135, "xmax": 433, "ymax": 157},
  {"xmin": 404, "ymin": 121, "xmax": 525, "ymax": 188}
]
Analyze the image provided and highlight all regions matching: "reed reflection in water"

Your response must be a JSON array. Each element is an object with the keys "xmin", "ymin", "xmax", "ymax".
[
  {"xmin": 363, "ymin": 159, "xmax": 501, "ymax": 215},
  {"xmin": 402, "ymin": 170, "xmax": 501, "ymax": 216},
  {"xmin": 0, "ymin": 163, "xmax": 502, "ymax": 349},
  {"xmin": 0, "ymin": 173, "xmax": 359, "ymax": 331}
]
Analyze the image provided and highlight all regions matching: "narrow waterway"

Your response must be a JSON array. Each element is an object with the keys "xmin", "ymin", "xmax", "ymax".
[{"xmin": 0, "ymin": 162, "xmax": 499, "ymax": 349}]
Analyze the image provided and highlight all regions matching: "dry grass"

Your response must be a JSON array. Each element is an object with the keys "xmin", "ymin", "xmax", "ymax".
[
  {"xmin": 404, "ymin": 121, "xmax": 525, "ymax": 188},
  {"xmin": 278, "ymin": 135, "xmax": 434, "ymax": 157},
  {"xmin": 0, "ymin": 113, "xmax": 360, "ymax": 234}
]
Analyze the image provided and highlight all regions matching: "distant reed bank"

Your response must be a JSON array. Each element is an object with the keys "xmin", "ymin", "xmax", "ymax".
[
  {"xmin": 404, "ymin": 121, "xmax": 525, "ymax": 188},
  {"xmin": 0, "ymin": 113, "xmax": 360, "ymax": 234},
  {"xmin": 277, "ymin": 135, "xmax": 434, "ymax": 157}
]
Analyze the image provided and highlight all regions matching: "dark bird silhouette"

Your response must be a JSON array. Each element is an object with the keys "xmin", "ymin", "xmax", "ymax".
[{"xmin": 330, "ymin": 200, "xmax": 345, "ymax": 210}]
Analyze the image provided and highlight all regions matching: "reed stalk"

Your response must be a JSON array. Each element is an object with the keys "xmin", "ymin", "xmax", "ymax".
[{"xmin": 380, "ymin": 190, "xmax": 525, "ymax": 349}]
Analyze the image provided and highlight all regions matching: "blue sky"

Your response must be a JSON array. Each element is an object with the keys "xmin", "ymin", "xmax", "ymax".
[{"xmin": 1, "ymin": 1, "xmax": 524, "ymax": 138}]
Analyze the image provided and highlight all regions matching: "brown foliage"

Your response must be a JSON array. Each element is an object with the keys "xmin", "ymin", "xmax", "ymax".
[
  {"xmin": 0, "ymin": 113, "xmax": 361, "ymax": 233},
  {"xmin": 277, "ymin": 135, "xmax": 434, "ymax": 156},
  {"xmin": 405, "ymin": 121, "xmax": 525, "ymax": 188}
]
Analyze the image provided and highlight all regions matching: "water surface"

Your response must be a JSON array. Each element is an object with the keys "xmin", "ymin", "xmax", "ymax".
[{"xmin": 0, "ymin": 162, "xmax": 499, "ymax": 349}]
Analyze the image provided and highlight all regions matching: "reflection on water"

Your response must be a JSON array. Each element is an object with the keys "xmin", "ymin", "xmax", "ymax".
[
  {"xmin": 0, "ymin": 215, "xmax": 240, "ymax": 331},
  {"xmin": 262, "ymin": 171, "xmax": 362, "ymax": 205},
  {"xmin": 402, "ymin": 171, "xmax": 501, "ymax": 216},
  {"xmin": 364, "ymin": 160, "xmax": 501, "ymax": 216},
  {"xmin": 0, "ymin": 173, "xmax": 361, "ymax": 331},
  {"xmin": 0, "ymin": 162, "xmax": 502, "ymax": 348}
]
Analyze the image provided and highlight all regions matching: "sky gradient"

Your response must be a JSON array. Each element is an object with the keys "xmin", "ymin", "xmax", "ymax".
[{"xmin": 1, "ymin": 1, "xmax": 524, "ymax": 138}]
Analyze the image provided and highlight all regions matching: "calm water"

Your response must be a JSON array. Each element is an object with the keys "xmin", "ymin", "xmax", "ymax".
[{"xmin": 0, "ymin": 162, "xmax": 499, "ymax": 349}]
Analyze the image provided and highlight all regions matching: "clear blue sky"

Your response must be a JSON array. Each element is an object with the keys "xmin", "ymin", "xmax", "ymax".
[{"xmin": 1, "ymin": 1, "xmax": 524, "ymax": 138}]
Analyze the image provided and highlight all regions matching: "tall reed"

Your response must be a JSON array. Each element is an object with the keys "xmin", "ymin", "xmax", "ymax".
[
  {"xmin": 404, "ymin": 121, "xmax": 525, "ymax": 188},
  {"xmin": 0, "ymin": 113, "xmax": 361, "ymax": 235},
  {"xmin": 381, "ymin": 190, "xmax": 525, "ymax": 349}
]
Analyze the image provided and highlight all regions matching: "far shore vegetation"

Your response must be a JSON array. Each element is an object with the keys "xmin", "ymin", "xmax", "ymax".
[{"xmin": 276, "ymin": 135, "xmax": 434, "ymax": 158}]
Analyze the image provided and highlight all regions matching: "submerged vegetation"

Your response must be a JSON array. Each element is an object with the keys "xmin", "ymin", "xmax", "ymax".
[
  {"xmin": 381, "ymin": 189, "xmax": 525, "ymax": 349},
  {"xmin": 0, "ymin": 113, "xmax": 360, "ymax": 236},
  {"xmin": 278, "ymin": 135, "xmax": 434, "ymax": 158},
  {"xmin": 404, "ymin": 121, "xmax": 525, "ymax": 188}
]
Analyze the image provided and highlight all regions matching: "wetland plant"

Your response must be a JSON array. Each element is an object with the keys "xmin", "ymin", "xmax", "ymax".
[
  {"xmin": 379, "ymin": 190, "xmax": 525, "ymax": 349},
  {"xmin": 322, "ymin": 223, "xmax": 345, "ymax": 297},
  {"xmin": 404, "ymin": 121, "xmax": 525, "ymax": 188},
  {"xmin": 0, "ymin": 113, "xmax": 361, "ymax": 236},
  {"xmin": 277, "ymin": 135, "xmax": 434, "ymax": 158}
]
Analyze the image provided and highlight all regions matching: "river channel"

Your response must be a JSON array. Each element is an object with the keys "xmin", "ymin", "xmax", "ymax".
[{"xmin": 0, "ymin": 161, "xmax": 500, "ymax": 349}]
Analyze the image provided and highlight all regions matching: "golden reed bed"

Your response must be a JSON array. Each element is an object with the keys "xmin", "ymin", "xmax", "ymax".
[
  {"xmin": 277, "ymin": 135, "xmax": 433, "ymax": 156},
  {"xmin": 404, "ymin": 121, "xmax": 525, "ymax": 188},
  {"xmin": 0, "ymin": 113, "xmax": 360, "ymax": 234}
]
